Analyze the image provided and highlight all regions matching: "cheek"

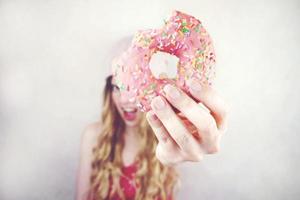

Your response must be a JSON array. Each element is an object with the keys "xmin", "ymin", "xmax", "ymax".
[
  {"xmin": 112, "ymin": 91, "xmax": 120, "ymax": 104},
  {"xmin": 112, "ymin": 93, "xmax": 121, "ymax": 111},
  {"xmin": 137, "ymin": 111, "xmax": 143, "ymax": 120},
  {"xmin": 112, "ymin": 93, "xmax": 117, "ymax": 104}
]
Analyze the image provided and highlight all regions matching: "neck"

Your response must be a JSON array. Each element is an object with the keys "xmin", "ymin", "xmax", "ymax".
[{"xmin": 124, "ymin": 125, "xmax": 139, "ymax": 136}]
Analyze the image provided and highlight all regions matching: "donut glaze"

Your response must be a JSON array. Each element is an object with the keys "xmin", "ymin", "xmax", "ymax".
[{"xmin": 112, "ymin": 10, "xmax": 216, "ymax": 112}]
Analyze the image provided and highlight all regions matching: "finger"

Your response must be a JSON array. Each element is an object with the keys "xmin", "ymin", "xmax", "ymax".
[
  {"xmin": 146, "ymin": 110, "xmax": 177, "ymax": 150},
  {"xmin": 162, "ymin": 84, "xmax": 221, "ymax": 154},
  {"xmin": 162, "ymin": 84, "xmax": 218, "ymax": 138},
  {"xmin": 187, "ymin": 78, "xmax": 230, "ymax": 132},
  {"xmin": 150, "ymin": 95, "xmax": 203, "ymax": 158}
]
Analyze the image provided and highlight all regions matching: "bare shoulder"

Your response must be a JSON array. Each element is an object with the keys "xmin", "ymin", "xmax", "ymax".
[
  {"xmin": 81, "ymin": 121, "xmax": 102, "ymax": 149},
  {"xmin": 76, "ymin": 121, "xmax": 102, "ymax": 200}
]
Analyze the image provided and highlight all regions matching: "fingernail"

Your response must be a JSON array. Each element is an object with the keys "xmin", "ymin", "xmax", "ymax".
[
  {"xmin": 163, "ymin": 84, "xmax": 180, "ymax": 99},
  {"xmin": 189, "ymin": 78, "xmax": 202, "ymax": 92},
  {"xmin": 152, "ymin": 96, "xmax": 165, "ymax": 110}
]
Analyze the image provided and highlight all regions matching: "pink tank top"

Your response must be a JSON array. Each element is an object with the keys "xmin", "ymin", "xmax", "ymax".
[{"xmin": 107, "ymin": 162, "xmax": 173, "ymax": 200}]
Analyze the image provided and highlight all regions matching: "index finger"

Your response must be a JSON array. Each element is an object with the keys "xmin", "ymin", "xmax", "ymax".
[{"xmin": 188, "ymin": 78, "xmax": 230, "ymax": 132}]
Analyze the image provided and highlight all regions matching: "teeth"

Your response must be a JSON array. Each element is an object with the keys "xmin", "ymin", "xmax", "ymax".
[{"xmin": 123, "ymin": 107, "xmax": 136, "ymax": 112}]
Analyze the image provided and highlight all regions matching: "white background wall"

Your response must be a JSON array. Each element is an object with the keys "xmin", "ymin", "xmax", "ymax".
[{"xmin": 0, "ymin": 0, "xmax": 299, "ymax": 199}]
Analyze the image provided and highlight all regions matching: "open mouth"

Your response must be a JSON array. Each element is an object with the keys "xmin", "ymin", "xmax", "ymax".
[{"xmin": 122, "ymin": 107, "xmax": 138, "ymax": 121}]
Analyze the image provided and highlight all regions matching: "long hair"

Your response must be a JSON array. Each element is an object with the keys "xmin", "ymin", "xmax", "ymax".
[{"xmin": 86, "ymin": 75, "xmax": 179, "ymax": 200}]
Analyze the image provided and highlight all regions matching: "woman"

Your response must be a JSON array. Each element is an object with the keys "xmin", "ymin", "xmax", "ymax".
[{"xmin": 76, "ymin": 74, "xmax": 229, "ymax": 200}]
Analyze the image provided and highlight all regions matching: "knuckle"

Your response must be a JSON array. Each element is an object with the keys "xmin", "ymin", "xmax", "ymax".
[
  {"xmin": 192, "ymin": 152, "xmax": 204, "ymax": 161},
  {"xmin": 204, "ymin": 118, "xmax": 217, "ymax": 133},
  {"xmin": 155, "ymin": 145, "xmax": 163, "ymax": 158},
  {"xmin": 162, "ymin": 159, "xmax": 175, "ymax": 166},
  {"xmin": 155, "ymin": 147, "xmax": 174, "ymax": 165},
  {"xmin": 219, "ymin": 102, "xmax": 230, "ymax": 120},
  {"xmin": 205, "ymin": 144, "xmax": 220, "ymax": 154},
  {"xmin": 184, "ymin": 151, "xmax": 204, "ymax": 162},
  {"xmin": 180, "ymin": 97, "xmax": 194, "ymax": 109},
  {"xmin": 175, "ymin": 134, "xmax": 190, "ymax": 148},
  {"xmin": 155, "ymin": 150, "xmax": 164, "ymax": 163}
]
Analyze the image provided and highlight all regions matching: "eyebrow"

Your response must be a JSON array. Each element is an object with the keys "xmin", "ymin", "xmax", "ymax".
[{"xmin": 111, "ymin": 82, "xmax": 119, "ymax": 88}]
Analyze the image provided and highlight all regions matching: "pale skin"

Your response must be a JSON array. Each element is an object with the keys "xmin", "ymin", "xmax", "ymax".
[
  {"xmin": 76, "ymin": 78, "xmax": 144, "ymax": 200},
  {"xmin": 76, "ymin": 77, "xmax": 229, "ymax": 199},
  {"xmin": 146, "ymin": 78, "xmax": 229, "ymax": 165}
]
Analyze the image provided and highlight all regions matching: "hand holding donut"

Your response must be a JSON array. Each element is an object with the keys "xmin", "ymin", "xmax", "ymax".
[
  {"xmin": 146, "ymin": 78, "xmax": 229, "ymax": 165},
  {"xmin": 112, "ymin": 10, "xmax": 228, "ymax": 165}
]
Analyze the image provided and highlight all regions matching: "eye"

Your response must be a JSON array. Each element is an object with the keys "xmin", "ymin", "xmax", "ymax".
[{"xmin": 112, "ymin": 84, "xmax": 120, "ymax": 92}]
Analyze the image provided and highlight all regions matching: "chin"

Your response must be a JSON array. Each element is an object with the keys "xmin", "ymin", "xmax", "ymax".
[{"xmin": 124, "ymin": 119, "xmax": 140, "ymax": 127}]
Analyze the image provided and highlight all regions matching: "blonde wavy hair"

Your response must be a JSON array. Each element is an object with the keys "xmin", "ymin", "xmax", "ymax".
[{"xmin": 86, "ymin": 75, "xmax": 179, "ymax": 200}]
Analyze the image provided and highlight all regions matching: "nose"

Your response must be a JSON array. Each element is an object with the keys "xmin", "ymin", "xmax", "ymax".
[{"xmin": 120, "ymin": 90, "xmax": 136, "ymax": 104}]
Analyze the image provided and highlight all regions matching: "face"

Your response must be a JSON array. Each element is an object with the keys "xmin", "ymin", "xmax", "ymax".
[{"xmin": 111, "ymin": 77, "xmax": 142, "ymax": 127}]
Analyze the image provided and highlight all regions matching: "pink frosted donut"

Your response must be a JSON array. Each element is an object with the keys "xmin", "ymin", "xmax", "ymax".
[{"xmin": 112, "ymin": 10, "xmax": 216, "ymax": 112}]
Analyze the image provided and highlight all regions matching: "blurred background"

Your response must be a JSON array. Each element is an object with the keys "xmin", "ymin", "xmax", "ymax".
[{"xmin": 0, "ymin": 0, "xmax": 299, "ymax": 199}]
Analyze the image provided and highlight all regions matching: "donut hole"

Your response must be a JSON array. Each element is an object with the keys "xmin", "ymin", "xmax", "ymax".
[{"xmin": 149, "ymin": 51, "xmax": 179, "ymax": 79}]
